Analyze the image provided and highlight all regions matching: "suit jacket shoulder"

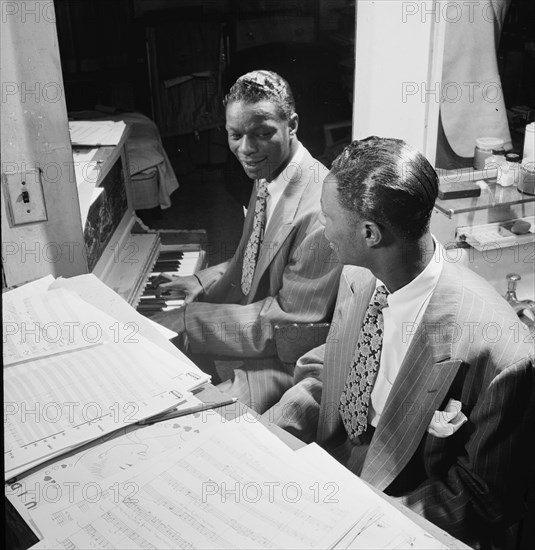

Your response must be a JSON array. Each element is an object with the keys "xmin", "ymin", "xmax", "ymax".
[{"xmin": 434, "ymin": 260, "xmax": 532, "ymax": 372}]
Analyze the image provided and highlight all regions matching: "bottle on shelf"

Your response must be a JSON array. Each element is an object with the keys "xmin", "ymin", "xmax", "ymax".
[
  {"xmin": 483, "ymin": 147, "xmax": 506, "ymax": 182},
  {"xmin": 518, "ymin": 122, "xmax": 535, "ymax": 194},
  {"xmin": 497, "ymin": 152, "xmax": 521, "ymax": 187}
]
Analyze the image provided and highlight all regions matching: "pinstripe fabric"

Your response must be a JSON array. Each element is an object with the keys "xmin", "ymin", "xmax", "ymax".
[
  {"xmin": 182, "ymin": 146, "xmax": 343, "ymax": 413},
  {"xmin": 268, "ymin": 260, "xmax": 534, "ymax": 548}
]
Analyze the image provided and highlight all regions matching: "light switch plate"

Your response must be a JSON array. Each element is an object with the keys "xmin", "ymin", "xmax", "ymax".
[{"xmin": 3, "ymin": 168, "xmax": 48, "ymax": 225}]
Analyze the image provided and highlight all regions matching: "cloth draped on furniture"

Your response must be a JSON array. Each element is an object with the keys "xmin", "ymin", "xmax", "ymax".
[
  {"xmin": 115, "ymin": 112, "xmax": 179, "ymax": 210},
  {"xmin": 70, "ymin": 110, "xmax": 179, "ymax": 210}
]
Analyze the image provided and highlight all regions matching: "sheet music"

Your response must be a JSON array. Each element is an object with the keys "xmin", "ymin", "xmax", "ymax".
[
  {"xmin": 3, "ymin": 275, "xmax": 55, "ymax": 300},
  {"xmin": 144, "ymin": 316, "xmax": 178, "ymax": 339},
  {"xmin": 296, "ymin": 444, "xmax": 447, "ymax": 549},
  {"xmin": 49, "ymin": 274, "xmax": 193, "ymax": 366},
  {"xmin": 4, "ymin": 337, "xmax": 212, "ymax": 479},
  {"xmin": 69, "ymin": 121, "xmax": 126, "ymax": 146},
  {"xmin": 6, "ymin": 408, "xmax": 221, "ymax": 539},
  {"xmin": 3, "ymin": 288, "xmax": 115, "ymax": 367},
  {"xmin": 29, "ymin": 417, "xmax": 379, "ymax": 549}
]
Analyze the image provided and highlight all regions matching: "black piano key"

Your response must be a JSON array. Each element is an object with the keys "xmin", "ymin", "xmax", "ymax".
[
  {"xmin": 153, "ymin": 263, "xmax": 181, "ymax": 272},
  {"xmin": 138, "ymin": 297, "xmax": 165, "ymax": 304},
  {"xmin": 156, "ymin": 257, "xmax": 182, "ymax": 264},
  {"xmin": 157, "ymin": 251, "xmax": 184, "ymax": 260},
  {"xmin": 136, "ymin": 305, "xmax": 163, "ymax": 312},
  {"xmin": 154, "ymin": 262, "xmax": 180, "ymax": 266}
]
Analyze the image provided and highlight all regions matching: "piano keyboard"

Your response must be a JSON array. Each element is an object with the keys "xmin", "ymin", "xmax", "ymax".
[{"xmin": 136, "ymin": 248, "xmax": 202, "ymax": 317}]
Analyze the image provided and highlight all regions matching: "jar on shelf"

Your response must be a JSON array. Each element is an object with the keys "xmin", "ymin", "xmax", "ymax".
[
  {"xmin": 474, "ymin": 137, "xmax": 504, "ymax": 170},
  {"xmin": 523, "ymin": 122, "xmax": 534, "ymax": 164},
  {"xmin": 518, "ymin": 162, "xmax": 535, "ymax": 195},
  {"xmin": 497, "ymin": 153, "xmax": 521, "ymax": 187},
  {"xmin": 483, "ymin": 147, "xmax": 506, "ymax": 182}
]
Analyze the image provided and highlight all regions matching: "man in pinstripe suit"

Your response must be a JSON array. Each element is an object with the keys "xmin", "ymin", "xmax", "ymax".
[
  {"xmin": 267, "ymin": 137, "xmax": 534, "ymax": 549},
  {"xmin": 152, "ymin": 71, "xmax": 342, "ymax": 413}
]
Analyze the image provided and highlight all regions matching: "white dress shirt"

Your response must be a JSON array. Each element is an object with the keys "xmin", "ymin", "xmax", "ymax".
[
  {"xmin": 264, "ymin": 142, "xmax": 305, "ymax": 231},
  {"xmin": 369, "ymin": 239, "xmax": 445, "ymax": 427}
]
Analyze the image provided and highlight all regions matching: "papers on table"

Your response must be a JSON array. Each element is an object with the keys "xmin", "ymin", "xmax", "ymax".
[
  {"xmin": 3, "ymin": 288, "xmax": 114, "ymax": 367},
  {"xmin": 6, "ymin": 409, "xmax": 226, "ymax": 539},
  {"xmin": 145, "ymin": 315, "xmax": 178, "ymax": 340},
  {"xmin": 3, "ymin": 275, "xmax": 55, "ymax": 300},
  {"xmin": 69, "ymin": 120, "xmax": 126, "ymax": 147},
  {"xmin": 27, "ymin": 416, "xmax": 445, "ymax": 550},
  {"xmin": 296, "ymin": 445, "xmax": 447, "ymax": 550},
  {"xmin": 3, "ymin": 275, "xmax": 210, "ymax": 480},
  {"xmin": 4, "ymin": 342, "xmax": 199, "ymax": 480},
  {"xmin": 5, "ymin": 275, "xmax": 447, "ymax": 550},
  {"xmin": 49, "ymin": 274, "xmax": 189, "ymax": 362}
]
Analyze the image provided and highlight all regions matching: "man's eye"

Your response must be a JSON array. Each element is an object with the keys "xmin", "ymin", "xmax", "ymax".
[
  {"xmin": 229, "ymin": 134, "xmax": 241, "ymax": 140},
  {"xmin": 257, "ymin": 132, "xmax": 271, "ymax": 138}
]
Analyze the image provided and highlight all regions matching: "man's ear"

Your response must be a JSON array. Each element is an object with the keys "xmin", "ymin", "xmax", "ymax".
[
  {"xmin": 288, "ymin": 113, "xmax": 299, "ymax": 136},
  {"xmin": 362, "ymin": 221, "xmax": 383, "ymax": 247}
]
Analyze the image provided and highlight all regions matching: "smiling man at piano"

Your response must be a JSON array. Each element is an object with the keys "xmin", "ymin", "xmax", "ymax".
[{"xmin": 151, "ymin": 70, "xmax": 343, "ymax": 413}]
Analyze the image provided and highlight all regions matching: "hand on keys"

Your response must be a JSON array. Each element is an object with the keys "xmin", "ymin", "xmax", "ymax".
[{"xmin": 155, "ymin": 274, "xmax": 203, "ymax": 304}]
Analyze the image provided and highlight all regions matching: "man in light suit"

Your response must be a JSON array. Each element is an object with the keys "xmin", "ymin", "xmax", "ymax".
[
  {"xmin": 266, "ymin": 137, "xmax": 534, "ymax": 549},
  {"xmin": 437, "ymin": 0, "xmax": 512, "ymax": 168},
  {"xmin": 152, "ymin": 70, "xmax": 342, "ymax": 413}
]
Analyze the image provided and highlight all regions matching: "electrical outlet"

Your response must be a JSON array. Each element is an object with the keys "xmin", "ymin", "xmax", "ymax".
[{"xmin": 3, "ymin": 168, "xmax": 48, "ymax": 225}]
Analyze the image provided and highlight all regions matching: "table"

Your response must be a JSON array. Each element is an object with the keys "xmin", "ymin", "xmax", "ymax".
[{"xmin": 5, "ymin": 398, "xmax": 470, "ymax": 550}]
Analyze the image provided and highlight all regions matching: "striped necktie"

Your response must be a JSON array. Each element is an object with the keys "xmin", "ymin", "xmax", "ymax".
[
  {"xmin": 339, "ymin": 285, "xmax": 389, "ymax": 440},
  {"xmin": 241, "ymin": 179, "xmax": 269, "ymax": 295}
]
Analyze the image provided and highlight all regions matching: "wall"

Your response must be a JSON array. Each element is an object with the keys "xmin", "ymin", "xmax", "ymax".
[{"xmin": 1, "ymin": 0, "xmax": 87, "ymax": 287}]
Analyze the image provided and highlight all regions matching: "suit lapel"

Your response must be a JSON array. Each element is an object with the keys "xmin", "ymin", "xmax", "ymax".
[{"xmin": 361, "ymin": 267, "xmax": 464, "ymax": 491}]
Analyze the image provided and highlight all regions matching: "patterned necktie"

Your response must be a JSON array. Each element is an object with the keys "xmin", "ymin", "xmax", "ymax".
[
  {"xmin": 241, "ymin": 179, "xmax": 269, "ymax": 295},
  {"xmin": 339, "ymin": 285, "xmax": 389, "ymax": 440}
]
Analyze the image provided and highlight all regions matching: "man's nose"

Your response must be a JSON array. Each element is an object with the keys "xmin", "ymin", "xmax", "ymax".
[{"xmin": 238, "ymin": 135, "xmax": 257, "ymax": 155}]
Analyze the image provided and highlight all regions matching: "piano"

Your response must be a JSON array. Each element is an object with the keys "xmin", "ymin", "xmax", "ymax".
[{"xmin": 85, "ymin": 123, "xmax": 205, "ymax": 315}]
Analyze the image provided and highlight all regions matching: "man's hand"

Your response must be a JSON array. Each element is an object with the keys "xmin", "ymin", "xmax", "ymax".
[{"xmin": 156, "ymin": 275, "xmax": 203, "ymax": 304}]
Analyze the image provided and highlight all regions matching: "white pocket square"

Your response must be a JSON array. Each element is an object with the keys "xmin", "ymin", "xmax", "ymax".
[{"xmin": 427, "ymin": 398, "xmax": 468, "ymax": 438}]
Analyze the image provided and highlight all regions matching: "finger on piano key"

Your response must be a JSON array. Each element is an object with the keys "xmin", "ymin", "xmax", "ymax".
[{"xmin": 136, "ymin": 249, "xmax": 201, "ymax": 316}]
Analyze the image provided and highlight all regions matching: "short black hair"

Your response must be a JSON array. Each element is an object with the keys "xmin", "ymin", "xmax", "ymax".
[
  {"xmin": 330, "ymin": 137, "xmax": 438, "ymax": 241},
  {"xmin": 223, "ymin": 70, "xmax": 295, "ymax": 121}
]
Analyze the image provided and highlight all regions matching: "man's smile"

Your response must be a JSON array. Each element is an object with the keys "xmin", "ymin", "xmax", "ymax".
[{"xmin": 242, "ymin": 157, "xmax": 267, "ymax": 168}]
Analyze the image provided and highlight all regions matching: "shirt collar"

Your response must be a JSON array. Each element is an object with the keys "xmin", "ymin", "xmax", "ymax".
[
  {"xmin": 377, "ymin": 236, "xmax": 444, "ymax": 314},
  {"xmin": 264, "ymin": 141, "xmax": 304, "ymax": 192}
]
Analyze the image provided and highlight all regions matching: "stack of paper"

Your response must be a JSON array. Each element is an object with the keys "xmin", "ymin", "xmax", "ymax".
[
  {"xmin": 6, "ymin": 410, "xmax": 232, "ymax": 540},
  {"xmin": 3, "ymin": 277, "xmax": 210, "ymax": 480},
  {"xmin": 25, "ymin": 416, "xmax": 445, "ymax": 549},
  {"xmin": 68, "ymin": 120, "xmax": 126, "ymax": 147},
  {"xmin": 4, "ymin": 276, "xmax": 447, "ymax": 549}
]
